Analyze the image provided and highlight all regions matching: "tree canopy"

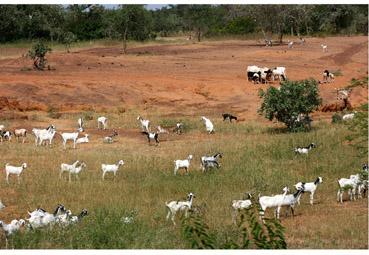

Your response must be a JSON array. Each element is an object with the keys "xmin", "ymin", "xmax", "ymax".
[{"xmin": 0, "ymin": 4, "xmax": 367, "ymax": 43}]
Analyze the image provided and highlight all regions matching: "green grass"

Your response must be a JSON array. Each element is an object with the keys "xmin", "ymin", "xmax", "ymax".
[{"xmin": 0, "ymin": 113, "xmax": 367, "ymax": 249}]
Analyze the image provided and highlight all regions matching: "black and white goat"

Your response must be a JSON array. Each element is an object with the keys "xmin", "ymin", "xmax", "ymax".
[
  {"xmin": 103, "ymin": 130, "xmax": 118, "ymax": 143},
  {"xmin": 231, "ymin": 193, "xmax": 252, "ymax": 224},
  {"xmin": 0, "ymin": 219, "xmax": 26, "ymax": 248},
  {"xmin": 294, "ymin": 143, "xmax": 316, "ymax": 155},
  {"xmin": 0, "ymin": 130, "xmax": 12, "ymax": 142},
  {"xmin": 142, "ymin": 131, "xmax": 159, "ymax": 145},
  {"xmin": 173, "ymin": 123, "xmax": 184, "ymax": 134},
  {"xmin": 222, "ymin": 113, "xmax": 237, "ymax": 122},
  {"xmin": 200, "ymin": 153, "xmax": 222, "ymax": 172},
  {"xmin": 323, "ymin": 70, "xmax": 335, "ymax": 83},
  {"xmin": 294, "ymin": 177, "xmax": 323, "ymax": 205}
]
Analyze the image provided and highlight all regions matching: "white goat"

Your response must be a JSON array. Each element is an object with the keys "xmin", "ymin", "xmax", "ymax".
[
  {"xmin": 272, "ymin": 67, "xmax": 287, "ymax": 81},
  {"xmin": 288, "ymin": 41, "xmax": 294, "ymax": 49},
  {"xmin": 322, "ymin": 70, "xmax": 335, "ymax": 83},
  {"xmin": 294, "ymin": 177, "xmax": 323, "ymax": 205},
  {"xmin": 0, "ymin": 219, "xmax": 26, "ymax": 248},
  {"xmin": 27, "ymin": 204, "xmax": 66, "ymax": 229},
  {"xmin": 278, "ymin": 188, "xmax": 305, "ymax": 218},
  {"xmin": 5, "ymin": 163, "xmax": 27, "ymax": 184},
  {"xmin": 0, "ymin": 124, "xmax": 4, "ymax": 131},
  {"xmin": 77, "ymin": 117, "xmax": 84, "ymax": 132},
  {"xmin": 337, "ymin": 177, "xmax": 358, "ymax": 203},
  {"xmin": 56, "ymin": 209, "xmax": 88, "ymax": 226},
  {"xmin": 37, "ymin": 126, "xmax": 56, "ymax": 147},
  {"xmin": 259, "ymin": 187, "xmax": 289, "ymax": 220},
  {"xmin": 0, "ymin": 200, "xmax": 5, "ymax": 210},
  {"xmin": 201, "ymin": 116, "xmax": 214, "ymax": 134},
  {"xmin": 97, "ymin": 116, "xmax": 108, "ymax": 130},
  {"xmin": 174, "ymin": 155, "xmax": 193, "ymax": 175},
  {"xmin": 157, "ymin": 125, "xmax": 169, "ymax": 134},
  {"xmin": 101, "ymin": 160, "xmax": 125, "ymax": 180},
  {"xmin": 342, "ymin": 112, "xmax": 357, "ymax": 121},
  {"xmin": 76, "ymin": 134, "xmax": 89, "ymax": 144},
  {"xmin": 137, "ymin": 116, "xmax": 150, "ymax": 132},
  {"xmin": 32, "ymin": 125, "xmax": 55, "ymax": 146},
  {"xmin": 165, "ymin": 193, "xmax": 195, "ymax": 225},
  {"xmin": 61, "ymin": 132, "xmax": 79, "ymax": 149},
  {"xmin": 60, "ymin": 161, "xmax": 86, "ymax": 182},
  {"xmin": 14, "ymin": 128, "xmax": 27, "ymax": 143},
  {"xmin": 321, "ymin": 44, "xmax": 328, "ymax": 52},
  {"xmin": 231, "ymin": 193, "xmax": 252, "ymax": 224}
]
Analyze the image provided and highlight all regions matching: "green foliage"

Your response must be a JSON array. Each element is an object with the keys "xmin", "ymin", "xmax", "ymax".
[
  {"xmin": 346, "ymin": 77, "xmax": 369, "ymax": 89},
  {"xmin": 346, "ymin": 103, "xmax": 368, "ymax": 156},
  {"xmin": 224, "ymin": 16, "xmax": 256, "ymax": 34},
  {"xmin": 28, "ymin": 41, "xmax": 52, "ymax": 70},
  {"xmin": 332, "ymin": 113, "xmax": 343, "ymax": 124},
  {"xmin": 181, "ymin": 197, "xmax": 287, "ymax": 249},
  {"xmin": 259, "ymin": 79, "xmax": 322, "ymax": 132},
  {"xmin": 47, "ymin": 106, "xmax": 61, "ymax": 119},
  {"xmin": 61, "ymin": 31, "xmax": 77, "ymax": 52}
]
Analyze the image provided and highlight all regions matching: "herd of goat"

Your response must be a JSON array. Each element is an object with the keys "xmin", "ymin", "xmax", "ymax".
[
  {"xmin": 0, "ymin": 40, "xmax": 367, "ymax": 246},
  {"xmin": 1, "ymin": 112, "xmax": 367, "ymax": 234}
]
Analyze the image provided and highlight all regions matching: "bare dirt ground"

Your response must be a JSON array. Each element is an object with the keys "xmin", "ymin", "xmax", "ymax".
[{"xmin": 0, "ymin": 36, "xmax": 367, "ymax": 121}]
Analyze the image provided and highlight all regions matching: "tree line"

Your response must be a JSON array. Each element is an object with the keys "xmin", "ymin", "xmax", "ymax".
[{"xmin": 0, "ymin": 4, "xmax": 367, "ymax": 44}]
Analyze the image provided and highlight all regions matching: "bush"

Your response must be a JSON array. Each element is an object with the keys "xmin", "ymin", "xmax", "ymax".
[
  {"xmin": 332, "ymin": 113, "xmax": 343, "ymax": 124},
  {"xmin": 28, "ymin": 41, "xmax": 52, "ymax": 70},
  {"xmin": 47, "ymin": 106, "xmax": 62, "ymax": 119},
  {"xmin": 181, "ymin": 196, "xmax": 287, "ymax": 249},
  {"xmin": 258, "ymin": 79, "xmax": 322, "ymax": 132}
]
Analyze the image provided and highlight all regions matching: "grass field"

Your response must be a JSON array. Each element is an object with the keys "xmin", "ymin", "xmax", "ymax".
[{"xmin": 0, "ymin": 111, "xmax": 367, "ymax": 249}]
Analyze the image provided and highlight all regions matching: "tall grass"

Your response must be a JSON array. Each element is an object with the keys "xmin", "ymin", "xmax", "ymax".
[{"xmin": 0, "ymin": 113, "xmax": 367, "ymax": 249}]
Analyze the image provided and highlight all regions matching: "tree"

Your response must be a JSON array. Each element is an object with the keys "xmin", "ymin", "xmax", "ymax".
[
  {"xmin": 28, "ymin": 41, "xmax": 52, "ymax": 70},
  {"xmin": 115, "ymin": 5, "xmax": 153, "ymax": 54},
  {"xmin": 183, "ymin": 5, "xmax": 215, "ymax": 42},
  {"xmin": 60, "ymin": 32, "xmax": 76, "ymax": 53},
  {"xmin": 258, "ymin": 79, "xmax": 322, "ymax": 131}
]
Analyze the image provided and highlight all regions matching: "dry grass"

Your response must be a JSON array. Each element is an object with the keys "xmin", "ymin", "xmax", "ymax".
[{"xmin": 0, "ymin": 111, "xmax": 367, "ymax": 249}]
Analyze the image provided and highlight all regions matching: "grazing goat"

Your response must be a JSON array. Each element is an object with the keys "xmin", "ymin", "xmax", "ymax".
[
  {"xmin": 247, "ymin": 65, "xmax": 260, "ymax": 81},
  {"xmin": 142, "ymin": 131, "xmax": 159, "ymax": 145},
  {"xmin": 97, "ymin": 116, "xmax": 108, "ymax": 130},
  {"xmin": 77, "ymin": 117, "xmax": 84, "ymax": 132},
  {"xmin": 61, "ymin": 132, "xmax": 79, "ymax": 149},
  {"xmin": 294, "ymin": 143, "xmax": 316, "ymax": 155},
  {"xmin": 36, "ymin": 125, "xmax": 56, "ymax": 147},
  {"xmin": 323, "ymin": 70, "xmax": 335, "ymax": 83},
  {"xmin": 0, "ymin": 219, "xmax": 26, "ymax": 248},
  {"xmin": 0, "ymin": 130, "xmax": 12, "ymax": 142},
  {"xmin": 272, "ymin": 67, "xmax": 287, "ymax": 81},
  {"xmin": 0, "ymin": 200, "xmax": 5, "ymax": 210},
  {"xmin": 56, "ymin": 209, "xmax": 88, "ymax": 226},
  {"xmin": 27, "ymin": 204, "xmax": 66, "ymax": 229},
  {"xmin": 222, "ymin": 113, "xmax": 238, "ymax": 122},
  {"xmin": 103, "ymin": 130, "xmax": 118, "ymax": 143},
  {"xmin": 101, "ymin": 160, "xmax": 124, "ymax": 180},
  {"xmin": 76, "ymin": 134, "xmax": 89, "ymax": 144},
  {"xmin": 137, "ymin": 116, "xmax": 150, "ymax": 132},
  {"xmin": 342, "ymin": 112, "xmax": 357, "ymax": 121},
  {"xmin": 60, "ymin": 161, "xmax": 86, "ymax": 182},
  {"xmin": 173, "ymin": 123, "xmax": 183, "ymax": 134},
  {"xmin": 157, "ymin": 125, "xmax": 169, "ymax": 134},
  {"xmin": 278, "ymin": 188, "xmax": 305, "ymax": 218},
  {"xmin": 201, "ymin": 116, "xmax": 214, "ymax": 134},
  {"xmin": 5, "ymin": 163, "xmax": 27, "ymax": 184},
  {"xmin": 294, "ymin": 177, "xmax": 323, "ymax": 205},
  {"xmin": 14, "ymin": 128, "xmax": 27, "ymax": 143},
  {"xmin": 174, "ymin": 155, "xmax": 193, "ymax": 175},
  {"xmin": 259, "ymin": 67, "xmax": 273, "ymax": 84},
  {"xmin": 337, "ymin": 177, "xmax": 358, "ymax": 203},
  {"xmin": 32, "ymin": 125, "xmax": 54, "ymax": 145},
  {"xmin": 259, "ymin": 187, "xmax": 289, "ymax": 220},
  {"xmin": 165, "ymin": 193, "xmax": 195, "ymax": 225},
  {"xmin": 201, "ymin": 153, "xmax": 222, "ymax": 172},
  {"xmin": 288, "ymin": 41, "xmax": 294, "ymax": 49},
  {"xmin": 321, "ymin": 44, "xmax": 328, "ymax": 52},
  {"xmin": 231, "ymin": 193, "xmax": 252, "ymax": 224}
]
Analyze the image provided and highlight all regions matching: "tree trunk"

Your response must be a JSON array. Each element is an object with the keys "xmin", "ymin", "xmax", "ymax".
[
  {"xmin": 197, "ymin": 28, "xmax": 201, "ymax": 42},
  {"xmin": 122, "ymin": 26, "xmax": 128, "ymax": 54}
]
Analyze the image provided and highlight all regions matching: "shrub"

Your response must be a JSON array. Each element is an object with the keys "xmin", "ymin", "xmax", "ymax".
[
  {"xmin": 181, "ymin": 196, "xmax": 287, "ymax": 249},
  {"xmin": 332, "ymin": 113, "xmax": 343, "ymax": 124},
  {"xmin": 258, "ymin": 79, "xmax": 322, "ymax": 132},
  {"xmin": 47, "ymin": 106, "xmax": 62, "ymax": 119},
  {"xmin": 28, "ymin": 41, "xmax": 52, "ymax": 70}
]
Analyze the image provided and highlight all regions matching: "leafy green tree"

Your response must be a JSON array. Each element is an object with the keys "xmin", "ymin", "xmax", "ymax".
[
  {"xmin": 183, "ymin": 5, "xmax": 215, "ymax": 42},
  {"xmin": 258, "ymin": 79, "xmax": 322, "ymax": 131},
  {"xmin": 115, "ymin": 5, "xmax": 153, "ymax": 53},
  {"xmin": 28, "ymin": 41, "xmax": 52, "ymax": 70},
  {"xmin": 61, "ymin": 32, "xmax": 77, "ymax": 53}
]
